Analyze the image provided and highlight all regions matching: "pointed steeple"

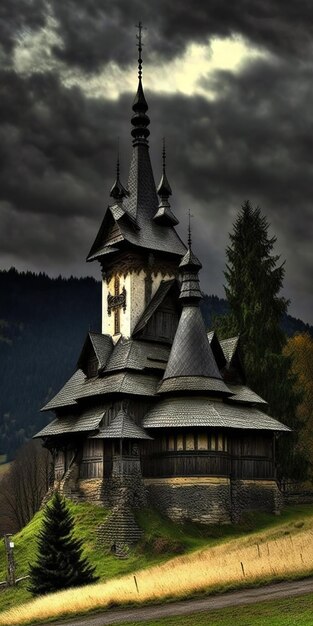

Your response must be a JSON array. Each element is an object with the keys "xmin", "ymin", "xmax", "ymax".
[
  {"xmin": 110, "ymin": 148, "xmax": 127, "ymax": 202},
  {"xmin": 179, "ymin": 214, "xmax": 202, "ymax": 300},
  {"xmin": 131, "ymin": 22, "xmax": 150, "ymax": 144},
  {"xmin": 154, "ymin": 139, "xmax": 179, "ymax": 226},
  {"xmin": 87, "ymin": 23, "xmax": 186, "ymax": 264},
  {"xmin": 158, "ymin": 241, "xmax": 232, "ymax": 396}
]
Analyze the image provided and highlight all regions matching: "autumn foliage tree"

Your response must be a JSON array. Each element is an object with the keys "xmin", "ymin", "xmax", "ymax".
[
  {"xmin": 284, "ymin": 332, "xmax": 313, "ymax": 479},
  {"xmin": 217, "ymin": 201, "xmax": 303, "ymax": 481}
]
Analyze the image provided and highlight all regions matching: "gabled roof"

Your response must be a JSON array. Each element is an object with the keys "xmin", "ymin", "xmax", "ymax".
[
  {"xmin": 133, "ymin": 279, "xmax": 177, "ymax": 335},
  {"xmin": 89, "ymin": 333, "xmax": 114, "ymax": 369},
  {"xmin": 207, "ymin": 330, "xmax": 227, "ymax": 370},
  {"xmin": 153, "ymin": 205, "xmax": 179, "ymax": 226},
  {"xmin": 226, "ymin": 384, "xmax": 268, "ymax": 406},
  {"xmin": 87, "ymin": 144, "xmax": 186, "ymax": 263},
  {"xmin": 87, "ymin": 207, "xmax": 134, "ymax": 261},
  {"xmin": 143, "ymin": 396, "xmax": 290, "ymax": 431},
  {"xmin": 220, "ymin": 336, "xmax": 240, "ymax": 364},
  {"xmin": 91, "ymin": 408, "xmax": 152, "ymax": 440},
  {"xmin": 41, "ymin": 369, "xmax": 85, "ymax": 411},
  {"xmin": 34, "ymin": 407, "xmax": 104, "ymax": 437},
  {"xmin": 104, "ymin": 338, "xmax": 170, "ymax": 373},
  {"xmin": 77, "ymin": 332, "xmax": 113, "ymax": 373}
]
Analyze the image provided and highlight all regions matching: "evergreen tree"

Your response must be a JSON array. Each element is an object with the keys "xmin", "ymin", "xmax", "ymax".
[
  {"xmin": 217, "ymin": 201, "xmax": 303, "ymax": 481},
  {"xmin": 28, "ymin": 492, "xmax": 98, "ymax": 595}
]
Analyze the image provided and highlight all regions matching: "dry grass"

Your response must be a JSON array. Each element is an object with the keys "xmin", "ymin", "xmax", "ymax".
[
  {"xmin": 0, "ymin": 462, "xmax": 10, "ymax": 478},
  {"xmin": 1, "ymin": 526, "xmax": 313, "ymax": 626}
]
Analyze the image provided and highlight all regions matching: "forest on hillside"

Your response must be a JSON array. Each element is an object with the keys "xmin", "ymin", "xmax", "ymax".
[{"xmin": 0, "ymin": 268, "xmax": 312, "ymax": 460}]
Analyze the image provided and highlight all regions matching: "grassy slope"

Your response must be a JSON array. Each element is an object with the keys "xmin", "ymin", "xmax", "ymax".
[
  {"xmin": 116, "ymin": 593, "xmax": 313, "ymax": 626},
  {"xmin": 1, "ymin": 503, "xmax": 313, "ymax": 620}
]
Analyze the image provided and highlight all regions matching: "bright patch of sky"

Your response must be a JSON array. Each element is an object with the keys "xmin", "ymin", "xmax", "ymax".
[{"xmin": 13, "ymin": 14, "xmax": 269, "ymax": 101}]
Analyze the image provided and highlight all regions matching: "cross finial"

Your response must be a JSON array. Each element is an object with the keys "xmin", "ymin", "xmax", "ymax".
[
  {"xmin": 188, "ymin": 209, "xmax": 193, "ymax": 248},
  {"xmin": 136, "ymin": 21, "xmax": 146, "ymax": 80}
]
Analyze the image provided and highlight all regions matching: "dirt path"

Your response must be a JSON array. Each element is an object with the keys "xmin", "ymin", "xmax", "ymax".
[{"xmin": 40, "ymin": 577, "xmax": 313, "ymax": 626}]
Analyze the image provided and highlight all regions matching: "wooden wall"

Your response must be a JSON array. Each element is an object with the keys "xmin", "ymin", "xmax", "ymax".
[
  {"xmin": 79, "ymin": 439, "xmax": 104, "ymax": 478},
  {"xmin": 141, "ymin": 430, "xmax": 275, "ymax": 480}
]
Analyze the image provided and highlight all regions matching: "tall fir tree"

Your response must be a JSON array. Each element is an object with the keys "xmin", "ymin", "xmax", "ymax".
[
  {"xmin": 217, "ymin": 201, "xmax": 303, "ymax": 482},
  {"xmin": 28, "ymin": 491, "xmax": 98, "ymax": 595}
]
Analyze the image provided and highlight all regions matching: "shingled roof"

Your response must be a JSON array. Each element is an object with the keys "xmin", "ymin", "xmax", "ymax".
[
  {"xmin": 41, "ymin": 370, "xmax": 160, "ymax": 411},
  {"xmin": 226, "ymin": 384, "xmax": 268, "ymax": 406},
  {"xmin": 87, "ymin": 68, "xmax": 186, "ymax": 263},
  {"xmin": 143, "ymin": 396, "xmax": 290, "ymax": 431},
  {"xmin": 133, "ymin": 279, "xmax": 177, "ymax": 335},
  {"xmin": 91, "ymin": 408, "xmax": 152, "ymax": 440},
  {"xmin": 159, "ymin": 247, "xmax": 231, "ymax": 397},
  {"xmin": 34, "ymin": 407, "xmax": 104, "ymax": 437},
  {"xmin": 77, "ymin": 332, "xmax": 113, "ymax": 373},
  {"xmin": 104, "ymin": 338, "xmax": 170, "ymax": 373},
  {"xmin": 220, "ymin": 336, "xmax": 240, "ymax": 364}
]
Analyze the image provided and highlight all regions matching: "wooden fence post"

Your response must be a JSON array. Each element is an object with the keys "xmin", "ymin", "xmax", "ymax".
[{"xmin": 3, "ymin": 534, "xmax": 16, "ymax": 586}]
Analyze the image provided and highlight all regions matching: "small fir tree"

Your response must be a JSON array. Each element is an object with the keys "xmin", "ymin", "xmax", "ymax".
[
  {"xmin": 217, "ymin": 201, "xmax": 303, "ymax": 481},
  {"xmin": 28, "ymin": 491, "xmax": 98, "ymax": 595}
]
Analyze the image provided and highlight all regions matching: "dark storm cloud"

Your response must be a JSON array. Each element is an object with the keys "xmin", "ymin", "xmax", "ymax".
[
  {"xmin": 0, "ymin": 70, "xmax": 132, "ymax": 220},
  {"xmin": 50, "ymin": 0, "xmax": 313, "ymax": 70},
  {"xmin": 0, "ymin": 0, "xmax": 312, "ymax": 322},
  {"xmin": 3, "ymin": 0, "xmax": 312, "ymax": 70},
  {"xmin": 0, "ymin": 0, "xmax": 45, "ymax": 53},
  {"xmin": 147, "ymin": 56, "xmax": 313, "ymax": 321}
]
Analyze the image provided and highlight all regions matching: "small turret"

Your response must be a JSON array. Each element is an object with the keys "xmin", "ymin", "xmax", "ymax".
[
  {"xmin": 109, "ymin": 152, "xmax": 127, "ymax": 202},
  {"xmin": 154, "ymin": 139, "xmax": 179, "ymax": 226},
  {"xmin": 158, "ymin": 234, "xmax": 232, "ymax": 396}
]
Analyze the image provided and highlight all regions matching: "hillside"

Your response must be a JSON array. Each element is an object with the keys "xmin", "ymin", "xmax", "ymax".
[
  {"xmin": 0, "ymin": 268, "xmax": 312, "ymax": 460},
  {"xmin": 1, "ymin": 503, "xmax": 313, "ymax": 624}
]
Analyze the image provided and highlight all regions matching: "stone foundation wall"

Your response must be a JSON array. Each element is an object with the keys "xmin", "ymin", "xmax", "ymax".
[
  {"xmin": 144, "ymin": 477, "xmax": 232, "ymax": 524},
  {"xmin": 230, "ymin": 479, "xmax": 283, "ymax": 522},
  {"xmin": 77, "ymin": 478, "xmax": 104, "ymax": 504},
  {"xmin": 102, "ymin": 473, "xmax": 147, "ymax": 509},
  {"xmin": 144, "ymin": 477, "xmax": 283, "ymax": 524}
]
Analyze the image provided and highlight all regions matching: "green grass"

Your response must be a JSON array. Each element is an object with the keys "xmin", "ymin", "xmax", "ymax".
[
  {"xmin": 1, "ymin": 502, "xmax": 313, "ymax": 618},
  {"xmin": 112, "ymin": 592, "xmax": 313, "ymax": 626}
]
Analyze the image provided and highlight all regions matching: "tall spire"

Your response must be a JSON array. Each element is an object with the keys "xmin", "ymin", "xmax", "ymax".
[
  {"xmin": 154, "ymin": 138, "xmax": 179, "ymax": 226},
  {"xmin": 110, "ymin": 140, "xmax": 127, "ymax": 202},
  {"xmin": 131, "ymin": 22, "xmax": 150, "ymax": 143},
  {"xmin": 188, "ymin": 208, "xmax": 192, "ymax": 249}
]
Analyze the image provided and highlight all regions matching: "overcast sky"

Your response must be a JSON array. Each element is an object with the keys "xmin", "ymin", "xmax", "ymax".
[{"xmin": 0, "ymin": 1, "xmax": 312, "ymax": 323}]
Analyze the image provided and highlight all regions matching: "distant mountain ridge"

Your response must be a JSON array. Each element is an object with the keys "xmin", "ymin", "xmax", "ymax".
[{"xmin": 0, "ymin": 268, "xmax": 312, "ymax": 460}]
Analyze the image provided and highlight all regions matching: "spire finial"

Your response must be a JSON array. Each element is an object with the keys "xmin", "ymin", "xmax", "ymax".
[
  {"xmin": 188, "ymin": 209, "xmax": 192, "ymax": 248},
  {"xmin": 162, "ymin": 137, "xmax": 166, "ymax": 174},
  {"xmin": 110, "ymin": 138, "xmax": 127, "ymax": 201},
  {"xmin": 132, "ymin": 22, "xmax": 150, "ymax": 143},
  {"xmin": 116, "ymin": 136, "xmax": 120, "ymax": 178},
  {"xmin": 136, "ymin": 21, "xmax": 145, "ymax": 81}
]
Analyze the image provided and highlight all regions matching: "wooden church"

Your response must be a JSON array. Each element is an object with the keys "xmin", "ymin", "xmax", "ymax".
[{"xmin": 35, "ymin": 28, "xmax": 289, "ymax": 544}]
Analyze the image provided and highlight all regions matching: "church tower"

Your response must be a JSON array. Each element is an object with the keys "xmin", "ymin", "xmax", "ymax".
[{"xmin": 86, "ymin": 24, "xmax": 185, "ymax": 340}]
